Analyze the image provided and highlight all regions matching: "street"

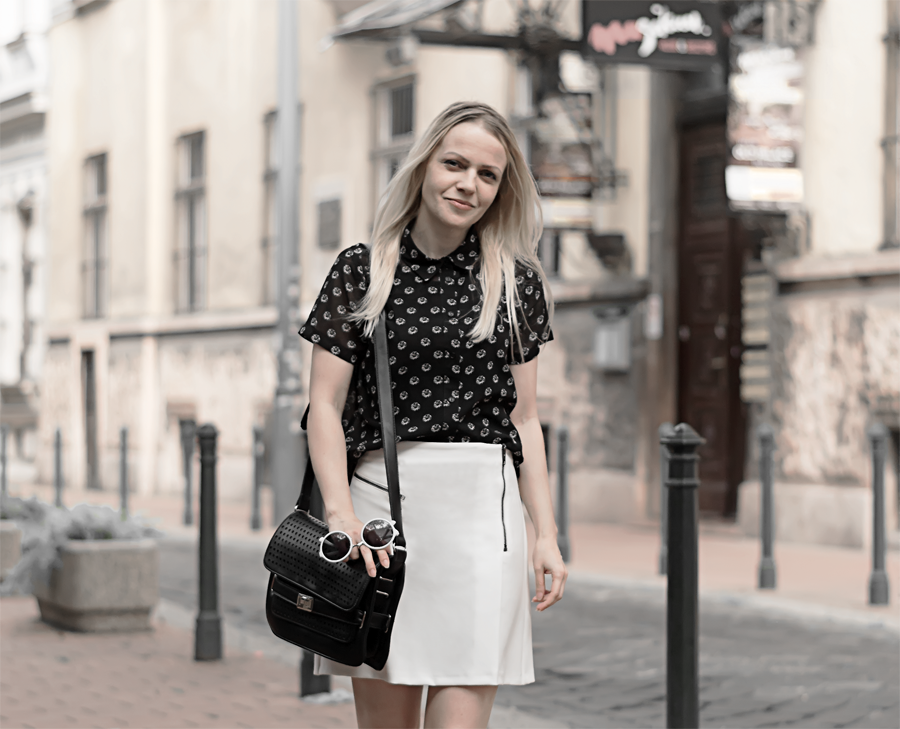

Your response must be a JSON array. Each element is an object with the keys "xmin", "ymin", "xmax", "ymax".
[{"xmin": 159, "ymin": 538, "xmax": 900, "ymax": 729}]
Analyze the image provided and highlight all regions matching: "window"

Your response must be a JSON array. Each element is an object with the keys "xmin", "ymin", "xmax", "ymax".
[
  {"xmin": 539, "ymin": 229, "xmax": 561, "ymax": 277},
  {"xmin": 373, "ymin": 80, "xmax": 415, "ymax": 200},
  {"xmin": 82, "ymin": 154, "xmax": 108, "ymax": 318},
  {"xmin": 174, "ymin": 132, "xmax": 207, "ymax": 312},
  {"xmin": 262, "ymin": 112, "xmax": 278, "ymax": 305},
  {"xmin": 884, "ymin": 3, "xmax": 900, "ymax": 249}
]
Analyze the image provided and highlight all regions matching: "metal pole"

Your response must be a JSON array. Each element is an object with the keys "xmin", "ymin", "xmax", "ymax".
[
  {"xmin": 556, "ymin": 425, "xmax": 570, "ymax": 563},
  {"xmin": 195, "ymin": 423, "xmax": 222, "ymax": 661},
  {"xmin": 658, "ymin": 422, "xmax": 675, "ymax": 575},
  {"xmin": 663, "ymin": 423, "xmax": 704, "ymax": 729},
  {"xmin": 757, "ymin": 423, "xmax": 777, "ymax": 589},
  {"xmin": 271, "ymin": 0, "xmax": 305, "ymax": 525},
  {"xmin": 180, "ymin": 418, "xmax": 196, "ymax": 526},
  {"xmin": 300, "ymin": 467, "xmax": 330, "ymax": 696},
  {"xmin": 251, "ymin": 425, "xmax": 263, "ymax": 531},
  {"xmin": 868, "ymin": 423, "xmax": 890, "ymax": 606},
  {"xmin": 54, "ymin": 427, "xmax": 63, "ymax": 508},
  {"xmin": 119, "ymin": 426, "xmax": 129, "ymax": 519},
  {"xmin": 0, "ymin": 424, "xmax": 8, "ymax": 501}
]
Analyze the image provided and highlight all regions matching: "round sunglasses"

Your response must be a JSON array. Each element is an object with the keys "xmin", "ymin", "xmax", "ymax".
[{"xmin": 318, "ymin": 518, "xmax": 399, "ymax": 563}]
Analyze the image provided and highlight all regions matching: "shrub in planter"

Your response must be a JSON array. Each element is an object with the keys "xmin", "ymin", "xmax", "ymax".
[
  {"xmin": 0, "ymin": 496, "xmax": 162, "ymax": 632},
  {"xmin": 0, "ymin": 520, "xmax": 23, "ymax": 582}
]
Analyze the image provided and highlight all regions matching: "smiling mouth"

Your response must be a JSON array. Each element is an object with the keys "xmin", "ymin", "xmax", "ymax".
[{"xmin": 446, "ymin": 198, "xmax": 474, "ymax": 210}]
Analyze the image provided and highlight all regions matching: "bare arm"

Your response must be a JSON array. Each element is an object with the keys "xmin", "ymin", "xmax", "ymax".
[
  {"xmin": 307, "ymin": 344, "xmax": 388, "ymax": 576},
  {"xmin": 510, "ymin": 356, "xmax": 567, "ymax": 611}
]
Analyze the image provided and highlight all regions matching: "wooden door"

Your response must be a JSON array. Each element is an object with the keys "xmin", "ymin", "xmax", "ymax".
[{"xmin": 677, "ymin": 123, "xmax": 746, "ymax": 516}]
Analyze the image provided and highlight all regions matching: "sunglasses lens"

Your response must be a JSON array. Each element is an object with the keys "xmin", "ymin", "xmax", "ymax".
[
  {"xmin": 362, "ymin": 519, "xmax": 394, "ymax": 549},
  {"xmin": 321, "ymin": 532, "xmax": 352, "ymax": 561}
]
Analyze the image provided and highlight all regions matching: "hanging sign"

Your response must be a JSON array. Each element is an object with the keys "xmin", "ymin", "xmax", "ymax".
[
  {"xmin": 582, "ymin": 1, "xmax": 724, "ymax": 70},
  {"xmin": 726, "ymin": 38, "xmax": 805, "ymax": 210}
]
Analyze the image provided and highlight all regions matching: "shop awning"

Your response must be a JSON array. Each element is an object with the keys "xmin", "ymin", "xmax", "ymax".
[{"xmin": 328, "ymin": 0, "xmax": 464, "ymax": 41}]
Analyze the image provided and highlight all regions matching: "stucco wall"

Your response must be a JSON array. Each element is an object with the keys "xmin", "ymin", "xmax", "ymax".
[{"xmin": 804, "ymin": 0, "xmax": 887, "ymax": 256}]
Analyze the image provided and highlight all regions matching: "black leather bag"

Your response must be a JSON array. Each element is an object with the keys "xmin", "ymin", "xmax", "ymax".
[{"xmin": 264, "ymin": 313, "xmax": 406, "ymax": 669}]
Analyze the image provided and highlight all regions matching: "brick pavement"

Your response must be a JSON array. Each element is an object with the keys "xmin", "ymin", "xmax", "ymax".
[{"xmin": 0, "ymin": 596, "xmax": 356, "ymax": 729}]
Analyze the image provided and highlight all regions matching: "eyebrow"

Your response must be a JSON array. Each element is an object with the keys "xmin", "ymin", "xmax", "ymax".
[{"xmin": 444, "ymin": 152, "xmax": 502, "ymax": 174}]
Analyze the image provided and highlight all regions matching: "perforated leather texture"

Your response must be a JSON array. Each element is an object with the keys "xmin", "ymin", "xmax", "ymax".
[{"xmin": 264, "ymin": 510, "xmax": 371, "ymax": 610}]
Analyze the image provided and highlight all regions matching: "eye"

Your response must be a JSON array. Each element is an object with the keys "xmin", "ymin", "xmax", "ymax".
[
  {"xmin": 444, "ymin": 159, "xmax": 460, "ymax": 168},
  {"xmin": 481, "ymin": 170, "xmax": 497, "ymax": 180}
]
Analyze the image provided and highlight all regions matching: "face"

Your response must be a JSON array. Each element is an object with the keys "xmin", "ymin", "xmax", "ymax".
[{"xmin": 418, "ymin": 121, "xmax": 508, "ymax": 236}]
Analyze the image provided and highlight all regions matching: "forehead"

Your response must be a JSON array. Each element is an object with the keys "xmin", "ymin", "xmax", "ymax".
[{"xmin": 437, "ymin": 121, "xmax": 507, "ymax": 169}]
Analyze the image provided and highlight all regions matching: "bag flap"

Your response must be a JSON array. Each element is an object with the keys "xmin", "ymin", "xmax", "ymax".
[{"xmin": 264, "ymin": 510, "xmax": 371, "ymax": 611}]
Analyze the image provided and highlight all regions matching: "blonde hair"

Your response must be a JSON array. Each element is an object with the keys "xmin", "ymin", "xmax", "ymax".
[{"xmin": 350, "ymin": 101, "xmax": 553, "ymax": 357}]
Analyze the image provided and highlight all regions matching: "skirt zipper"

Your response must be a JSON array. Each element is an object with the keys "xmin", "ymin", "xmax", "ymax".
[{"xmin": 501, "ymin": 448, "xmax": 508, "ymax": 552}]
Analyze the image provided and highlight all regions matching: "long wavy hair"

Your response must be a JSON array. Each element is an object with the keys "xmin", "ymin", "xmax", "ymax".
[{"xmin": 350, "ymin": 101, "xmax": 553, "ymax": 357}]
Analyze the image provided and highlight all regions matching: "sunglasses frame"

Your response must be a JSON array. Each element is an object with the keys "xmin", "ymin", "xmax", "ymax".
[{"xmin": 318, "ymin": 518, "xmax": 400, "ymax": 563}]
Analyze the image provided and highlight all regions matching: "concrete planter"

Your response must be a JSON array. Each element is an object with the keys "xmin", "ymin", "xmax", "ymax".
[
  {"xmin": 33, "ymin": 538, "xmax": 159, "ymax": 632},
  {"xmin": 0, "ymin": 520, "xmax": 23, "ymax": 581}
]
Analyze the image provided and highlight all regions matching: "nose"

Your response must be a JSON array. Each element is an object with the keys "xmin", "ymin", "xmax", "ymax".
[{"xmin": 456, "ymin": 168, "xmax": 477, "ymax": 193}]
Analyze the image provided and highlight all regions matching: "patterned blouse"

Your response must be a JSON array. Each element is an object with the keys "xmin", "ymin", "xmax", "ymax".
[{"xmin": 298, "ymin": 225, "xmax": 553, "ymax": 474}]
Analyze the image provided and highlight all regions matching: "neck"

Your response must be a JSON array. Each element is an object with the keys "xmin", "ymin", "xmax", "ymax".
[{"xmin": 410, "ymin": 212, "xmax": 466, "ymax": 260}]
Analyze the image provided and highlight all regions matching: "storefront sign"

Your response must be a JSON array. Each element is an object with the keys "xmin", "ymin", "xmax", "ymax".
[
  {"xmin": 726, "ymin": 38, "xmax": 805, "ymax": 209},
  {"xmin": 582, "ymin": 2, "xmax": 724, "ymax": 70},
  {"xmin": 531, "ymin": 95, "xmax": 595, "ymax": 199}
]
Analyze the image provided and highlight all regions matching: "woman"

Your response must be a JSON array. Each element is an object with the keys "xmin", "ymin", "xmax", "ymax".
[{"xmin": 299, "ymin": 101, "xmax": 567, "ymax": 729}]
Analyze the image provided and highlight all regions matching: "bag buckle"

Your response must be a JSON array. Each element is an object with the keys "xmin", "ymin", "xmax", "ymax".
[{"xmin": 296, "ymin": 593, "xmax": 314, "ymax": 612}]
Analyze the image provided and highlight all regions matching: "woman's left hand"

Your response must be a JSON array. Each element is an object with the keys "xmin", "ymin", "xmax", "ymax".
[{"xmin": 531, "ymin": 536, "xmax": 568, "ymax": 611}]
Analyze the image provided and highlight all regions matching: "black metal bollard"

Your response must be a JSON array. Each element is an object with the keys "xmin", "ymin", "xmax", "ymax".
[
  {"xmin": 195, "ymin": 423, "xmax": 222, "ymax": 661},
  {"xmin": 119, "ymin": 426, "xmax": 129, "ymax": 519},
  {"xmin": 658, "ymin": 422, "xmax": 675, "ymax": 575},
  {"xmin": 300, "ymin": 467, "xmax": 331, "ymax": 697},
  {"xmin": 54, "ymin": 427, "xmax": 63, "ymax": 508},
  {"xmin": 868, "ymin": 423, "xmax": 890, "ymax": 606},
  {"xmin": 757, "ymin": 424, "xmax": 777, "ymax": 589},
  {"xmin": 556, "ymin": 425, "xmax": 571, "ymax": 563},
  {"xmin": 1, "ymin": 424, "xmax": 8, "ymax": 501},
  {"xmin": 180, "ymin": 418, "xmax": 196, "ymax": 526},
  {"xmin": 251, "ymin": 426, "xmax": 264, "ymax": 531},
  {"xmin": 662, "ymin": 423, "xmax": 704, "ymax": 729}
]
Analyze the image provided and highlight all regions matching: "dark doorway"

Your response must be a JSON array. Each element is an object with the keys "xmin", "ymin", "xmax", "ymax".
[
  {"xmin": 81, "ymin": 350, "xmax": 99, "ymax": 490},
  {"xmin": 677, "ymin": 122, "xmax": 746, "ymax": 516}
]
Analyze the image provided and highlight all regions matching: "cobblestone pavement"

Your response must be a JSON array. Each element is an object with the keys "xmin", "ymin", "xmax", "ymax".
[{"xmin": 159, "ymin": 539, "xmax": 899, "ymax": 729}]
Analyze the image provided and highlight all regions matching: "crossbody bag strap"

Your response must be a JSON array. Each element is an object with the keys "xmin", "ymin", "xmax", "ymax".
[
  {"xmin": 373, "ymin": 312, "xmax": 404, "ymax": 540},
  {"xmin": 296, "ymin": 313, "xmax": 404, "ymax": 544}
]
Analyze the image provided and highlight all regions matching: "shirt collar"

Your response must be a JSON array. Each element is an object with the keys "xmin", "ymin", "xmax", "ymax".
[{"xmin": 399, "ymin": 223, "xmax": 481, "ymax": 281}]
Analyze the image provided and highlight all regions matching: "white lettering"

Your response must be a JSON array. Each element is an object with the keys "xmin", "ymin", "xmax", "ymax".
[{"xmin": 634, "ymin": 3, "xmax": 711, "ymax": 58}]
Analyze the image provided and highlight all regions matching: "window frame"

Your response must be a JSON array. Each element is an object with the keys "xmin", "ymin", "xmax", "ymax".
[
  {"xmin": 372, "ymin": 76, "xmax": 416, "ymax": 203},
  {"xmin": 82, "ymin": 153, "xmax": 108, "ymax": 319},
  {"xmin": 261, "ymin": 111, "xmax": 278, "ymax": 305},
  {"xmin": 174, "ymin": 131, "xmax": 208, "ymax": 313}
]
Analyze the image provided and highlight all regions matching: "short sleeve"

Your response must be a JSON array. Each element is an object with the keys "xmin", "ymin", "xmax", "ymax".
[
  {"xmin": 298, "ymin": 244, "xmax": 370, "ymax": 364},
  {"xmin": 510, "ymin": 263, "xmax": 554, "ymax": 365}
]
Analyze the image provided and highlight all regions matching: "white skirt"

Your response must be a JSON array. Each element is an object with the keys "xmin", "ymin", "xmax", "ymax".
[{"xmin": 315, "ymin": 441, "xmax": 535, "ymax": 686}]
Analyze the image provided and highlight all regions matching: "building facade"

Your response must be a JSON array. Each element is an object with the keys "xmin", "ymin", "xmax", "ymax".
[
  {"xmin": 40, "ymin": 0, "xmax": 652, "ymax": 510},
  {"xmin": 0, "ymin": 0, "xmax": 52, "ymax": 483},
  {"xmin": 38, "ymin": 0, "xmax": 899, "ymax": 547}
]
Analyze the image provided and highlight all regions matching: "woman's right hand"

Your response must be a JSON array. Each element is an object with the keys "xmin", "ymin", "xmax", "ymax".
[{"xmin": 326, "ymin": 512, "xmax": 391, "ymax": 577}]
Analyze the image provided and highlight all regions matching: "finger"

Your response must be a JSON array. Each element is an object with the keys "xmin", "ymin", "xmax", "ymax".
[
  {"xmin": 537, "ymin": 570, "xmax": 566, "ymax": 610},
  {"xmin": 349, "ymin": 545, "xmax": 360, "ymax": 562},
  {"xmin": 533, "ymin": 566, "xmax": 546, "ymax": 602},
  {"xmin": 360, "ymin": 545, "xmax": 377, "ymax": 577},
  {"xmin": 377, "ymin": 548, "xmax": 391, "ymax": 569}
]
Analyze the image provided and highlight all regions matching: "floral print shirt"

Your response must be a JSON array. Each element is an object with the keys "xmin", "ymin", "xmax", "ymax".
[{"xmin": 298, "ymin": 225, "xmax": 553, "ymax": 474}]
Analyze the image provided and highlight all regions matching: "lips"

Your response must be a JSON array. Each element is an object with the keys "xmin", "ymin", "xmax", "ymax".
[{"xmin": 445, "ymin": 198, "xmax": 474, "ymax": 210}]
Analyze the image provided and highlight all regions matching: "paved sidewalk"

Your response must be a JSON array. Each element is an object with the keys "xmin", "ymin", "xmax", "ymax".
[
  {"xmin": 0, "ymin": 596, "xmax": 356, "ymax": 729},
  {"xmin": 12, "ymin": 481, "xmax": 900, "ymax": 627}
]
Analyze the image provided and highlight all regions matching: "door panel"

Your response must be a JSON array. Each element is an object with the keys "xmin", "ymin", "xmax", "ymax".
[{"xmin": 677, "ymin": 124, "xmax": 746, "ymax": 516}]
